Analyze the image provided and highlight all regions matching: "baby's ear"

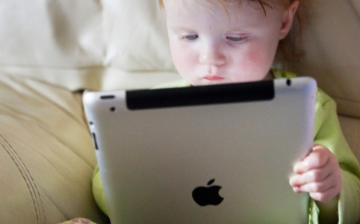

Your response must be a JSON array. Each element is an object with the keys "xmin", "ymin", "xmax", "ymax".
[{"xmin": 279, "ymin": 1, "xmax": 299, "ymax": 39}]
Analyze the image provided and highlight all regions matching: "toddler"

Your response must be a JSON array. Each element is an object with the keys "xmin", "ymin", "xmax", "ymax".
[
  {"xmin": 71, "ymin": 0, "xmax": 360, "ymax": 224},
  {"xmin": 154, "ymin": 1, "xmax": 360, "ymax": 223}
]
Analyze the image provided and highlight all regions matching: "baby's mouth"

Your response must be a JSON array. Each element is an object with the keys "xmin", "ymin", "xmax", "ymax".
[{"xmin": 204, "ymin": 75, "xmax": 224, "ymax": 81}]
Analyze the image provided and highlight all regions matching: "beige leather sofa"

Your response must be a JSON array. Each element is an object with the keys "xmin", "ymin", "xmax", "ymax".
[{"xmin": 0, "ymin": 0, "xmax": 359, "ymax": 223}]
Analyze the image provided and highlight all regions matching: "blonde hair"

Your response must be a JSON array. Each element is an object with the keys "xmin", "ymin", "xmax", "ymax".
[{"xmin": 159, "ymin": 0, "xmax": 311, "ymax": 67}]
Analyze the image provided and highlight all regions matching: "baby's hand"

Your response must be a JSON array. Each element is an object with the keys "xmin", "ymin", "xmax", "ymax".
[{"xmin": 289, "ymin": 145, "xmax": 342, "ymax": 201}]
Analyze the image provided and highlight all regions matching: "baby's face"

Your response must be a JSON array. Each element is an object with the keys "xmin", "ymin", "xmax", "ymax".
[{"xmin": 163, "ymin": 0, "xmax": 293, "ymax": 85}]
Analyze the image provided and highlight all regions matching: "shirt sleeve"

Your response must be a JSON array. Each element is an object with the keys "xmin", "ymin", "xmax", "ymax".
[
  {"xmin": 310, "ymin": 89, "xmax": 360, "ymax": 224},
  {"xmin": 92, "ymin": 165, "xmax": 109, "ymax": 216}
]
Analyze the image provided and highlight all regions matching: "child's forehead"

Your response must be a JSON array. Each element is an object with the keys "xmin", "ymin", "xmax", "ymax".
[
  {"xmin": 162, "ymin": 0, "xmax": 285, "ymax": 17},
  {"xmin": 164, "ymin": 0, "xmax": 249, "ymax": 16},
  {"xmin": 162, "ymin": 0, "xmax": 286, "ymax": 10},
  {"xmin": 163, "ymin": 0, "xmax": 284, "ymax": 27},
  {"xmin": 163, "ymin": 0, "xmax": 241, "ymax": 10}
]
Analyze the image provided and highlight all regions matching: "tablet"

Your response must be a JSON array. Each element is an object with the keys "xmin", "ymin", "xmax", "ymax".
[{"xmin": 83, "ymin": 77, "xmax": 317, "ymax": 224}]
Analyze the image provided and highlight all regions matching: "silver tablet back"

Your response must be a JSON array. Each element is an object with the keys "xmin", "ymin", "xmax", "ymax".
[{"xmin": 83, "ymin": 77, "xmax": 317, "ymax": 224}]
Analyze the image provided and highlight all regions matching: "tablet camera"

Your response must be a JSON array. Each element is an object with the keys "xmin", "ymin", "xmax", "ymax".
[
  {"xmin": 286, "ymin": 79, "xmax": 292, "ymax": 86},
  {"xmin": 110, "ymin": 107, "xmax": 116, "ymax": 112}
]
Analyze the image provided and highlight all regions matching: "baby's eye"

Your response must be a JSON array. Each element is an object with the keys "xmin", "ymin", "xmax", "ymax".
[
  {"xmin": 183, "ymin": 34, "xmax": 198, "ymax": 40},
  {"xmin": 226, "ymin": 36, "xmax": 246, "ymax": 42}
]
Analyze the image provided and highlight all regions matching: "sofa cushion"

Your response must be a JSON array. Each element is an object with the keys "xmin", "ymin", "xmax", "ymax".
[
  {"xmin": 102, "ymin": 0, "xmax": 174, "ymax": 72},
  {"xmin": 0, "ymin": 0, "xmax": 103, "ymax": 68},
  {"xmin": 0, "ymin": 74, "xmax": 108, "ymax": 223},
  {"xmin": 0, "ymin": 0, "xmax": 179, "ymax": 91},
  {"xmin": 293, "ymin": 0, "xmax": 360, "ymax": 118},
  {"xmin": 339, "ymin": 115, "xmax": 360, "ymax": 162}
]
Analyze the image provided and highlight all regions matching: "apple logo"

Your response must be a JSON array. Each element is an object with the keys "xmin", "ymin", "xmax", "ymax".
[{"xmin": 192, "ymin": 179, "xmax": 224, "ymax": 206}]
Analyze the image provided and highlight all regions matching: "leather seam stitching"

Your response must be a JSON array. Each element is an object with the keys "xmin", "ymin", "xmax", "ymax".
[{"xmin": 0, "ymin": 135, "xmax": 46, "ymax": 224}]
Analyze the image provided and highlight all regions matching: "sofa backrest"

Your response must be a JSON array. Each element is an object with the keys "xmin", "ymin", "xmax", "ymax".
[
  {"xmin": 0, "ymin": 0, "xmax": 177, "ymax": 91},
  {"xmin": 293, "ymin": 0, "xmax": 360, "ymax": 118},
  {"xmin": 0, "ymin": 0, "xmax": 359, "ymax": 118}
]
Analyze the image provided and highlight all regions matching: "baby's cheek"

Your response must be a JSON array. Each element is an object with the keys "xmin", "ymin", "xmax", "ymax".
[
  {"xmin": 171, "ymin": 48, "xmax": 194, "ymax": 73},
  {"xmin": 245, "ymin": 49, "xmax": 274, "ymax": 75},
  {"xmin": 247, "ymin": 50, "xmax": 266, "ymax": 67},
  {"xmin": 232, "ymin": 50, "xmax": 264, "ymax": 76}
]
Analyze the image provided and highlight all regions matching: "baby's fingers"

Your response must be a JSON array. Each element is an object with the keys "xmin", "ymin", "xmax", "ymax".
[
  {"xmin": 298, "ymin": 175, "xmax": 334, "ymax": 193},
  {"xmin": 290, "ymin": 168, "xmax": 331, "ymax": 187},
  {"xmin": 309, "ymin": 187, "xmax": 340, "ymax": 202},
  {"xmin": 290, "ymin": 172, "xmax": 342, "ymax": 201},
  {"xmin": 294, "ymin": 145, "xmax": 330, "ymax": 174}
]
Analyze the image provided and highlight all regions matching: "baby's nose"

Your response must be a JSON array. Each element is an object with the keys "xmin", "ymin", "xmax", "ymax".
[{"xmin": 199, "ymin": 47, "xmax": 226, "ymax": 66}]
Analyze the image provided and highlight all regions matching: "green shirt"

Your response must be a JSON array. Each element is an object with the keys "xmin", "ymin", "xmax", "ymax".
[{"xmin": 93, "ymin": 70, "xmax": 360, "ymax": 223}]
